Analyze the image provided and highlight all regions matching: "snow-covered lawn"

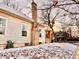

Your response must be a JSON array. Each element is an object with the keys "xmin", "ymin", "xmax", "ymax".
[{"xmin": 0, "ymin": 43, "xmax": 78, "ymax": 59}]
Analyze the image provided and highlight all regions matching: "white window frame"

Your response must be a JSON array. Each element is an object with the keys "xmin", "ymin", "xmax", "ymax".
[
  {"xmin": 0, "ymin": 16, "xmax": 7, "ymax": 35},
  {"xmin": 21, "ymin": 23, "xmax": 27, "ymax": 37},
  {"xmin": 38, "ymin": 29, "xmax": 42, "ymax": 38}
]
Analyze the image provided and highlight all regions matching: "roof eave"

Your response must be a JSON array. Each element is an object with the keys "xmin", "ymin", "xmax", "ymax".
[{"xmin": 0, "ymin": 8, "xmax": 34, "ymax": 24}]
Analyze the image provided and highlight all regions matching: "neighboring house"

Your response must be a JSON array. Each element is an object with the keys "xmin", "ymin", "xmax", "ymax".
[
  {"xmin": 0, "ymin": 1, "xmax": 52, "ymax": 48},
  {"xmin": 70, "ymin": 26, "xmax": 79, "ymax": 37},
  {"xmin": 64, "ymin": 25, "xmax": 79, "ymax": 37}
]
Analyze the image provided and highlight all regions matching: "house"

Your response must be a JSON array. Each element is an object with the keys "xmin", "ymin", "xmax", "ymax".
[
  {"xmin": 0, "ymin": 0, "xmax": 52, "ymax": 48},
  {"xmin": 70, "ymin": 26, "xmax": 79, "ymax": 37}
]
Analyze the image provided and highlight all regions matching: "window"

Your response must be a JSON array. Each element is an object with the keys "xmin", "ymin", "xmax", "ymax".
[
  {"xmin": 39, "ymin": 33, "xmax": 42, "ymax": 37},
  {"xmin": 21, "ymin": 24, "xmax": 27, "ymax": 37},
  {"xmin": 38, "ymin": 29, "xmax": 42, "ymax": 37},
  {"xmin": 0, "ymin": 18, "xmax": 6, "ymax": 34},
  {"xmin": 46, "ymin": 31, "xmax": 50, "ymax": 38}
]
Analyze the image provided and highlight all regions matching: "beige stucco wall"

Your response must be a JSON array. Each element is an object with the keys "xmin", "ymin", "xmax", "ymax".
[{"xmin": 0, "ymin": 12, "xmax": 32, "ymax": 45}]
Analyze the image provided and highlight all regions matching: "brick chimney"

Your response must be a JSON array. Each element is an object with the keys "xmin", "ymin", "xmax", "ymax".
[
  {"xmin": 31, "ymin": 0, "xmax": 39, "ymax": 45},
  {"xmin": 32, "ymin": 0, "xmax": 37, "ymax": 22}
]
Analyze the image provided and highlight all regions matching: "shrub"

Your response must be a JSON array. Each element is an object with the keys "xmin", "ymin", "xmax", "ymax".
[
  {"xmin": 6, "ymin": 40, "xmax": 13, "ymax": 49},
  {"xmin": 39, "ymin": 42, "xmax": 42, "ymax": 44}
]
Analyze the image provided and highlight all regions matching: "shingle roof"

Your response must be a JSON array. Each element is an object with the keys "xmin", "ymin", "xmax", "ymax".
[{"xmin": 0, "ymin": 4, "xmax": 34, "ymax": 22}]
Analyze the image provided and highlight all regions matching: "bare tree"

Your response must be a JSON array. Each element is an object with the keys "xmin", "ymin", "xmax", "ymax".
[
  {"xmin": 38, "ymin": 0, "xmax": 60, "ymax": 41},
  {"xmin": 38, "ymin": 0, "xmax": 79, "ymax": 41}
]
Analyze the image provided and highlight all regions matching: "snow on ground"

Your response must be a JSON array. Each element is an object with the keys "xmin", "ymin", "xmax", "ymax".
[
  {"xmin": 0, "ymin": 43, "xmax": 78, "ymax": 59},
  {"xmin": 74, "ymin": 47, "xmax": 79, "ymax": 59}
]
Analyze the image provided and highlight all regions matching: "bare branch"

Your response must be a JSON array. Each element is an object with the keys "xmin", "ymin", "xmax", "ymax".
[
  {"xmin": 72, "ymin": 0, "xmax": 79, "ymax": 3},
  {"xmin": 58, "ymin": 7, "xmax": 79, "ymax": 15}
]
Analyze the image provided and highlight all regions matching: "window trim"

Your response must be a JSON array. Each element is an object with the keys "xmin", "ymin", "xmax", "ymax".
[
  {"xmin": 0, "ymin": 16, "xmax": 7, "ymax": 35},
  {"xmin": 21, "ymin": 23, "xmax": 27, "ymax": 37}
]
